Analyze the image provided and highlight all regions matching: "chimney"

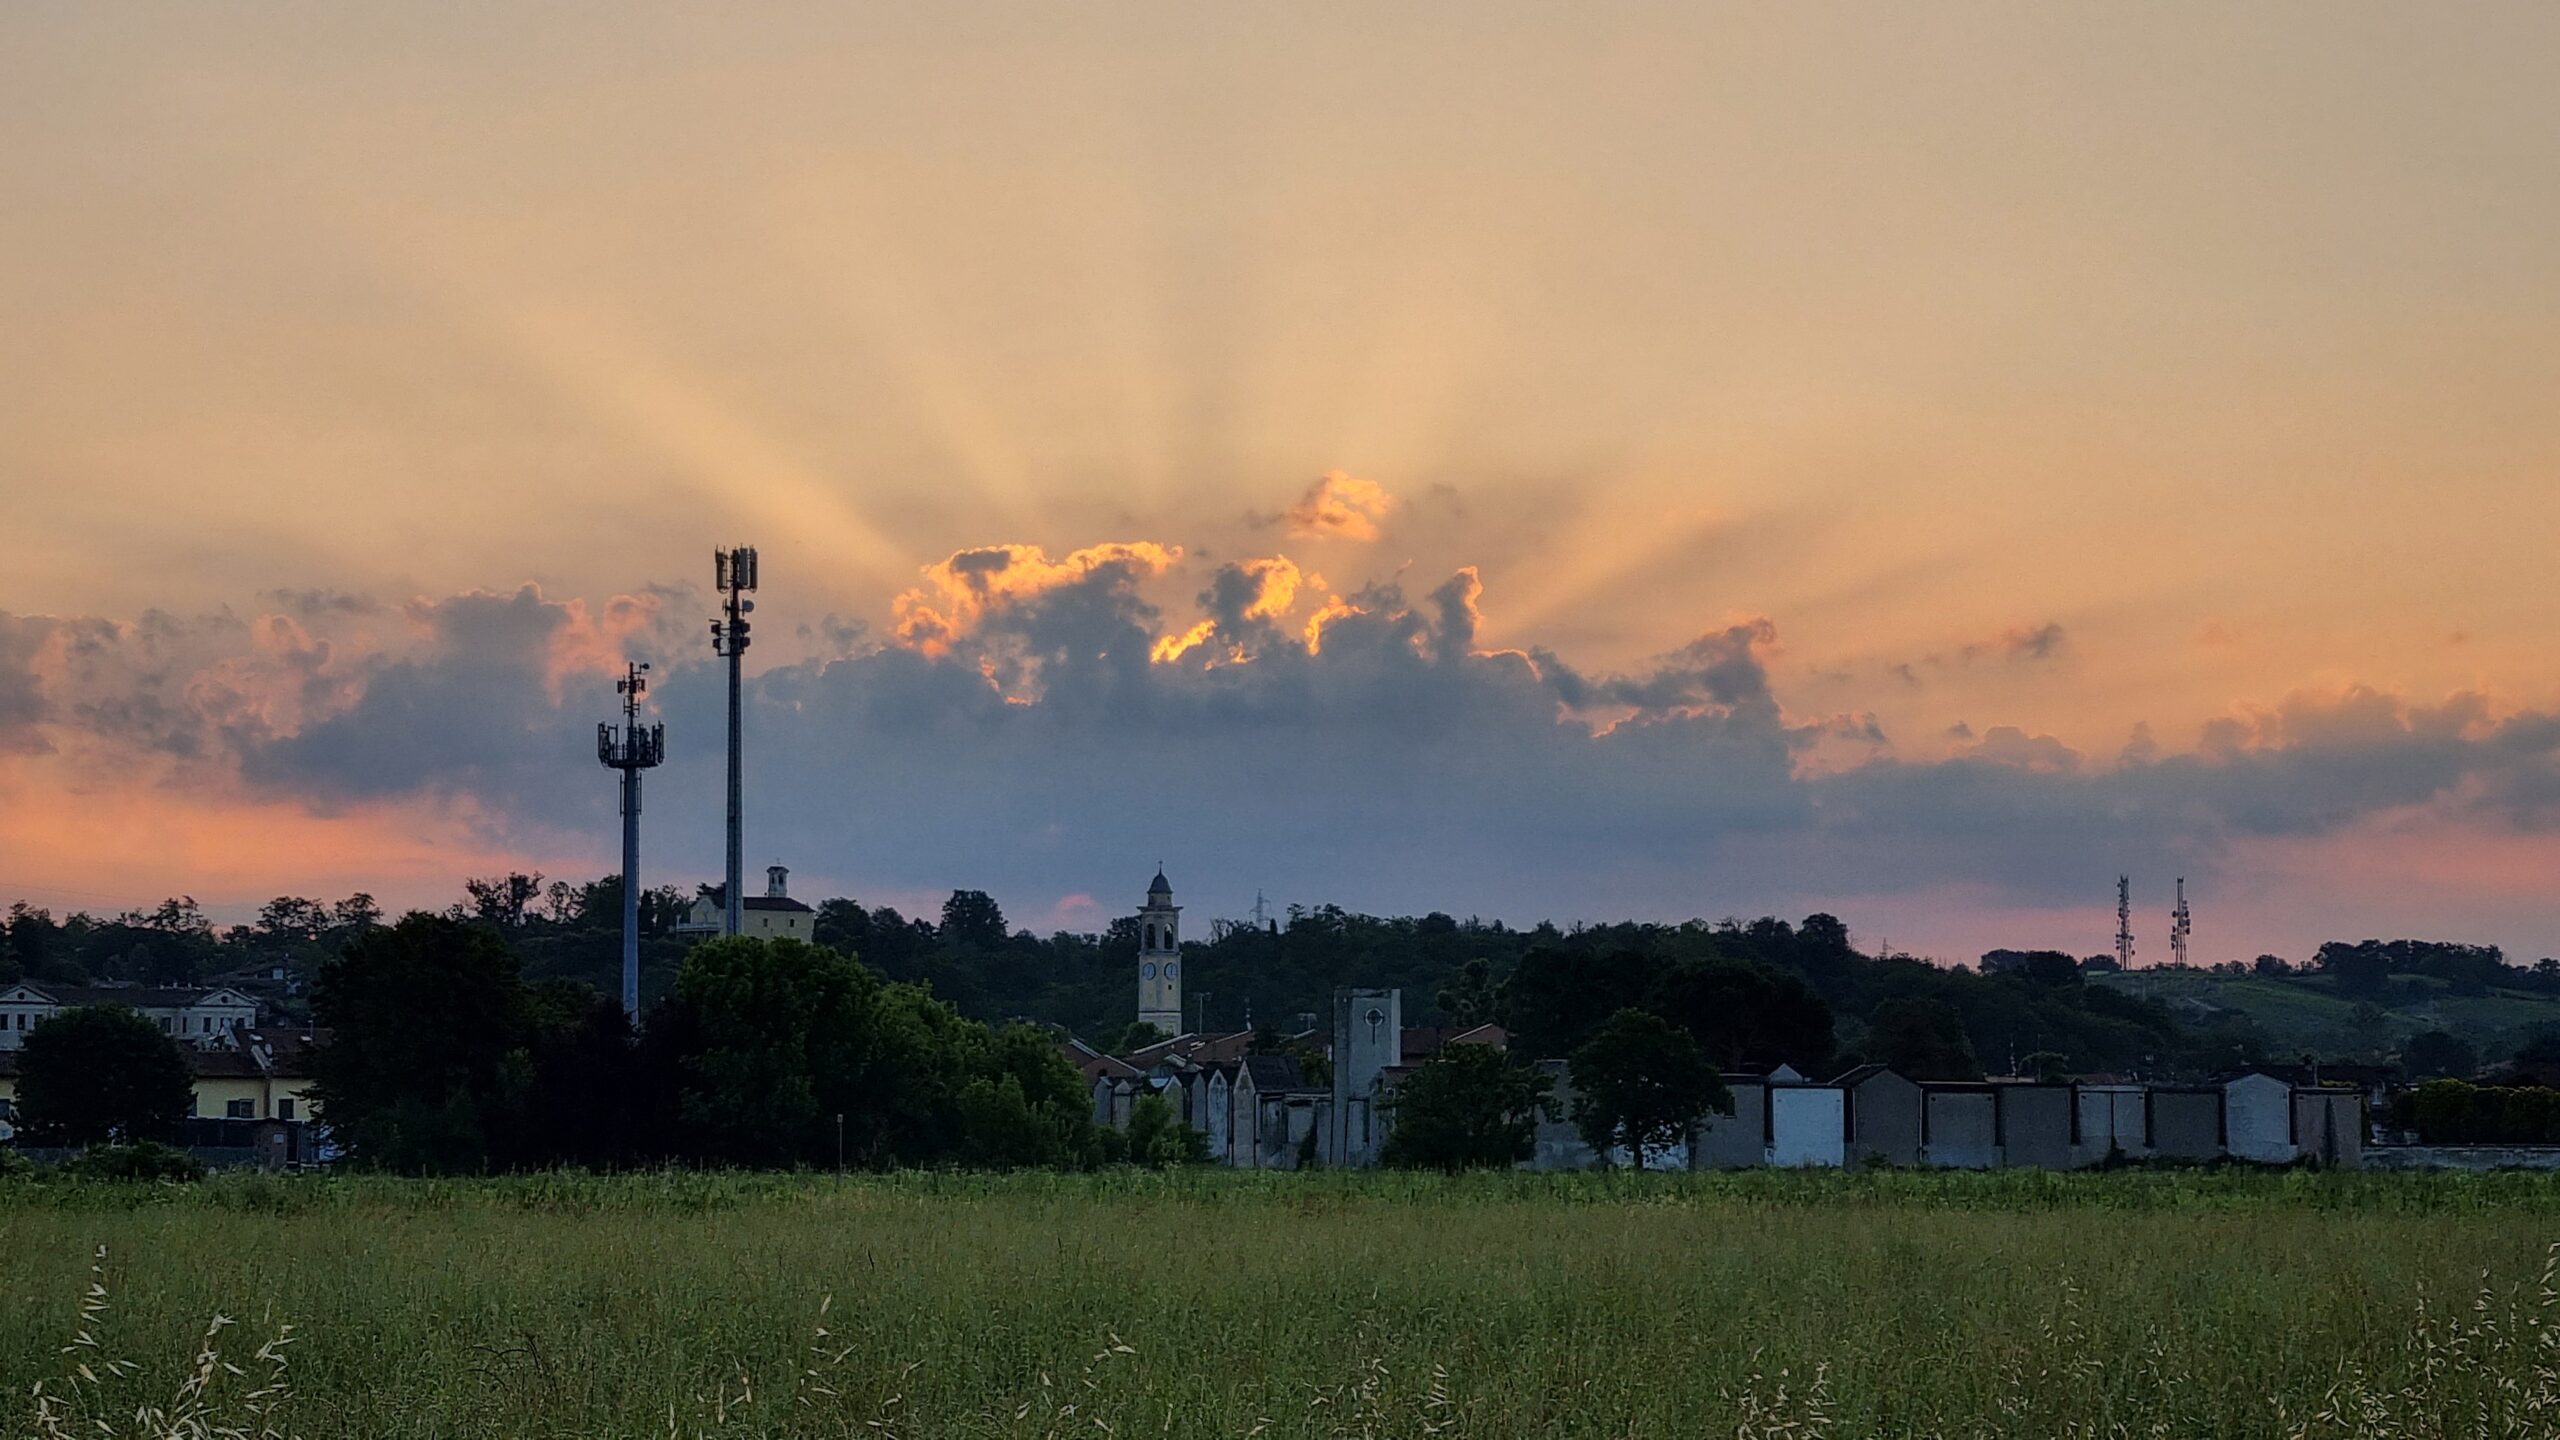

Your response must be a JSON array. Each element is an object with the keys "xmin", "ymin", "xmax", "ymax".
[{"xmin": 766, "ymin": 864, "xmax": 789, "ymax": 899}]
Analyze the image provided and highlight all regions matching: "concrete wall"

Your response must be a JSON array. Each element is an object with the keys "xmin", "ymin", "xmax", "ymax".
[
  {"xmin": 1769, "ymin": 1086, "xmax": 1845, "ymax": 1167},
  {"xmin": 2291, "ymin": 1090, "xmax": 2362, "ymax": 1168},
  {"xmin": 1845, "ymin": 1071, "xmax": 1924, "ymax": 1166},
  {"xmin": 1997, "ymin": 1085, "xmax": 2077, "ymax": 1169},
  {"xmin": 2224, "ymin": 1074, "xmax": 2295, "ymax": 1163},
  {"xmin": 1691, "ymin": 1081, "xmax": 1769, "ymax": 1169},
  {"xmin": 1922, "ymin": 1089, "xmax": 1998, "ymax": 1168},
  {"xmin": 2149, "ymin": 1089, "xmax": 2224, "ymax": 1160},
  {"xmin": 2075, "ymin": 1087, "xmax": 2150, "ymax": 1162}
]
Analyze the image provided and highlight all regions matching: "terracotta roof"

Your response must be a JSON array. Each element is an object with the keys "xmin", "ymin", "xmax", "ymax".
[
  {"xmin": 1239, "ymin": 1055, "xmax": 1300, "ymax": 1090},
  {"xmin": 1061, "ymin": 1039, "xmax": 1141, "ymax": 1083},
  {"xmin": 1400, "ymin": 1023, "xmax": 1509, "ymax": 1060},
  {"xmin": 1121, "ymin": 1029, "xmax": 1259, "ymax": 1068}
]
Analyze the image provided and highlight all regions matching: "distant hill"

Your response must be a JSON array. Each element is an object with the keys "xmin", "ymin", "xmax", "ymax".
[{"xmin": 2093, "ymin": 968, "xmax": 2560, "ymax": 1068}]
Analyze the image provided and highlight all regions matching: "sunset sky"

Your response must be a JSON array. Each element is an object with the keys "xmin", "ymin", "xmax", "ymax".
[{"xmin": 3, "ymin": 4, "xmax": 2557, "ymax": 965}]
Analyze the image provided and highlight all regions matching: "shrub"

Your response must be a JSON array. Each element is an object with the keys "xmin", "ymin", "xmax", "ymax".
[{"xmin": 59, "ymin": 1142, "xmax": 206, "ymax": 1183}]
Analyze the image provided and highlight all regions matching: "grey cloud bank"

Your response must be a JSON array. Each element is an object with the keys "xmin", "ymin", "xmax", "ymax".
[{"xmin": 5, "ymin": 550, "xmax": 2557, "ymax": 956}]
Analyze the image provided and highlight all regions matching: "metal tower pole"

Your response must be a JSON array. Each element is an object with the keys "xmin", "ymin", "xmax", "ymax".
[
  {"xmin": 711, "ymin": 547, "xmax": 757, "ymax": 938},
  {"xmin": 724, "ymin": 605, "xmax": 744, "ymax": 938},
  {"xmin": 597, "ymin": 661, "xmax": 663, "ymax": 1021},
  {"xmin": 620, "ymin": 760, "xmax": 642, "ymax": 1016},
  {"xmin": 2109, "ymin": 871, "xmax": 2129, "ymax": 968}
]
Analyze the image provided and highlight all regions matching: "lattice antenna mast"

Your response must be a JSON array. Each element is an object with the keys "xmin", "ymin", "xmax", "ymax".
[
  {"xmin": 2115, "ymin": 875, "xmax": 2136, "ymax": 970},
  {"xmin": 710, "ymin": 547, "xmax": 758, "ymax": 937},
  {"xmin": 1250, "ymin": 889, "xmax": 1273, "ymax": 934},
  {"xmin": 596, "ymin": 661, "xmax": 665, "ymax": 1019},
  {"xmin": 2171, "ymin": 877, "xmax": 2192, "ymax": 970}
]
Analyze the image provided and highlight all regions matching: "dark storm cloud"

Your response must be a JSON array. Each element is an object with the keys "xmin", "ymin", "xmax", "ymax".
[{"xmin": 21, "ymin": 559, "xmax": 2560, "ymax": 923}]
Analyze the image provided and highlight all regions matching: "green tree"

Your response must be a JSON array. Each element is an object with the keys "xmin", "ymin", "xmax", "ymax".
[
  {"xmin": 1435, "ymin": 957, "xmax": 1500, "ymax": 1027},
  {"xmin": 1867, "ymin": 997, "xmax": 1982, "ymax": 1080},
  {"xmin": 2402, "ymin": 1029, "xmax": 2477, "ymax": 1080},
  {"xmin": 310, "ymin": 914, "xmax": 551, "ymax": 1173},
  {"xmin": 16, "ymin": 1005, "xmax": 193, "ymax": 1146},
  {"xmin": 939, "ymin": 890, "xmax": 1009, "ymax": 950},
  {"xmin": 1381, "ymin": 1042, "xmax": 1551, "ymax": 1171},
  {"xmin": 671, "ymin": 936, "xmax": 889, "ymax": 1167},
  {"xmin": 1112, "ymin": 1021, "xmax": 1168, "ymax": 1055},
  {"xmin": 1122, "ymin": 1091, "xmax": 1208, "ymax": 1166},
  {"xmin": 814, "ymin": 897, "xmax": 871, "ymax": 954},
  {"xmin": 954, "ymin": 1024, "xmax": 1103, "ymax": 1169},
  {"xmin": 1568, "ymin": 1009, "xmax": 1726, "ymax": 1170},
  {"xmin": 1499, "ymin": 948, "xmax": 1661, "ymax": 1059},
  {"xmin": 2020, "ymin": 1049, "xmax": 2073, "ymax": 1083},
  {"xmin": 1646, "ymin": 956, "xmax": 1834, "ymax": 1070}
]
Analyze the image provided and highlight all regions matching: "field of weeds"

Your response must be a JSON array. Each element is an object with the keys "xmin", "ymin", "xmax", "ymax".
[{"xmin": 5, "ymin": 1167, "xmax": 2560, "ymax": 1438}]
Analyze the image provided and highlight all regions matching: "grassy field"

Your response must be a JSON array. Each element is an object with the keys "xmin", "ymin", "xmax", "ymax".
[{"xmin": 8, "ymin": 1169, "xmax": 2560, "ymax": 1438}]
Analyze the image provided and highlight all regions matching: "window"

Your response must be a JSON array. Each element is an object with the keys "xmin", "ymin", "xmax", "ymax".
[
  {"xmin": 225, "ymin": 1099, "xmax": 255, "ymax": 1120},
  {"xmin": 277, "ymin": 1099, "xmax": 296, "ymax": 1121}
]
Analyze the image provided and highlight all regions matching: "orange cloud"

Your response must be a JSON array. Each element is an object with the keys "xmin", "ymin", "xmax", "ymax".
[
  {"xmin": 545, "ymin": 590, "xmax": 677, "ymax": 696},
  {"xmin": 1304, "ymin": 594, "xmax": 1364, "ymax": 653},
  {"xmin": 1284, "ymin": 472, "xmax": 1395, "ymax": 542},
  {"xmin": 1150, "ymin": 619, "xmax": 1217, "ymax": 664},
  {"xmin": 1236, "ymin": 556, "xmax": 1304, "ymax": 620},
  {"xmin": 892, "ymin": 541, "xmax": 1180, "ymax": 652}
]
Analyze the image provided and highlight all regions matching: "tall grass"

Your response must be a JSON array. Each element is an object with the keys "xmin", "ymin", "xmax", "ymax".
[{"xmin": 6, "ymin": 1169, "xmax": 2559, "ymax": 1437}]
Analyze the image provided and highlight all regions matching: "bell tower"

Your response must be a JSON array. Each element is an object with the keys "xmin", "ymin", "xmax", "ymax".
[{"xmin": 1137, "ymin": 868, "xmax": 1183, "ymax": 1035}]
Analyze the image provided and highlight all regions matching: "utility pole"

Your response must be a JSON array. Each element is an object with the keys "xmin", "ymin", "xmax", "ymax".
[
  {"xmin": 596, "ymin": 662, "xmax": 663, "ymax": 1019},
  {"xmin": 710, "ymin": 547, "xmax": 758, "ymax": 937}
]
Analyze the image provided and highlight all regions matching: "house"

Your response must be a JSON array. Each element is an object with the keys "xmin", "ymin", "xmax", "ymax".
[
  {"xmin": 1399, "ymin": 1024, "xmax": 1508, "ymax": 1062},
  {"xmin": 0, "ymin": 1026, "xmax": 319, "ymax": 1147},
  {"xmin": 1692, "ymin": 1072, "xmax": 1776, "ymax": 1169},
  {"xmin": 1767, "ymin": 1077, "xmax": 1846, "ymax": 1167},
  {"xmin": 2074, "ymin": 1084, "xmax": 2151, "ymax": 1162},
  {"xmin": 1232, "ymin": 1054, "xmax": 1326, "ymax": 1168},
  {"xmin": 2221, "ymin": 1070, "xmax": 2366, "ymax": 1166},
  {"xmin": 2221, "ymin": 1071, "xmax": 2296, "ymax": 1163},
  {"xmin": 677, "ymin": 865, "xmax": 815, "ymax": 940},
  {"xmin": 187, "ymin": 1028, "xmax": 319, "ymax": 1123},
  {"xmin": 1921, "ymin": 1083, "xmax": 2000, "ymax": 1168},
  {"xmin": 2293, "ymin": 1088, "xmax": 2363, "ymax": 1167},
  {"xmin": 1836, "ymin": 1065, "xmax": 1924, "ymax": 1166},
  {"xmin": 1991, "ymin": 1082, "xmax": 2078, "ymax": 1169},
  {"xmin": 0, "ymin": 983, "xmax": 260, "ymax": 1050},
  {"xmin": 2145, "ymin": 1085, "xmax": 2226, "ymax": 1160}
]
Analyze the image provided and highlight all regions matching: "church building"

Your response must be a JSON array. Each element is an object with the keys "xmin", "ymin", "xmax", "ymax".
[{"xmin": 1136, "ymin": 868, "xmax": 1182, "ymax": 1034}]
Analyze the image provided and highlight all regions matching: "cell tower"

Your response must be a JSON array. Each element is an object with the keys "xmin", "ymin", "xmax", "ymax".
[
  {"xmin": 596, "ymin": 662, "xmax": 664, "ymax": 1019},
  {"xmin": 2115, "ymin": 875, "xmax": 2136, "ymax": 970},
  {"xmin": 2171, "ymin": 877, "xmax": 2192, "ymax": 969},
  {"xmin": 710, "ymin": 546, "xmax": 758, "ymax": 937}
]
